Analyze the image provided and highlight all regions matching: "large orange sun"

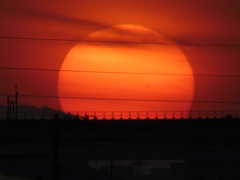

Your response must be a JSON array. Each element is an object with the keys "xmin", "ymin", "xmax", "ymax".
[{"xmin": 58, "ymin": 24, "xmax": 194, "ymax": 119}]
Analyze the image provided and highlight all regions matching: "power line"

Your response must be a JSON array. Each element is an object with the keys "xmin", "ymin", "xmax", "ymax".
[
  {"xmin": 0, "ymin": 94, "xmax": 240, "ymax": 104},
  {"xmin": 1, "ymin": 67, "xmax": 240, "ymax": 77},
  {"xmin": 1, "ymin": 36, "xmax": 240, "ymax": 47}
]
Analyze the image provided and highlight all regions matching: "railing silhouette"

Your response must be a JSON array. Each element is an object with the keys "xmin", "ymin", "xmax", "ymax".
[{"xmin": 0, "ymin": 111, "xmax": 239, "ymax": 120}]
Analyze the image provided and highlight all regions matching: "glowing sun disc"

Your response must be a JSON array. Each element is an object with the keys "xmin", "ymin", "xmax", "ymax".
[{"xmin": 58, "ymin": 24, "xmax": 194, "ymax": 119}]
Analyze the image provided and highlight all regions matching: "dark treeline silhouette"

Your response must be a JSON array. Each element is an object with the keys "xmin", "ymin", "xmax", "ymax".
[
  {"xmin": 0, "ymin": 104, "xmax": 68, "ymax": 119},
  {"xmin": 0, "ymin": 104, "xmax": 62, "ymax": 113}
]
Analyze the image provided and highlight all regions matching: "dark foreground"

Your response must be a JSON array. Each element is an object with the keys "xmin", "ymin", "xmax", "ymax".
[{"xmin": 0, "ymin": 118, "xmax": 240, "ymax": 180}]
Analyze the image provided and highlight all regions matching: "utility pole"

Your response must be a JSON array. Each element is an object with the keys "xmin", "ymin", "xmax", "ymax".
[
  {"xmin": 52, "ymin": 114, "xmax": 59, "ymax": 180},
  {"xmin": 7, "ymin": 95, "xmax": 15, "ymax": 120},
  {"xmin": 15, "ymin": 84, "xmax": 18, "ymax": 120},
  {"xmin": 6, "ymin": 85, "xmax": 18, "ymax": 120}
]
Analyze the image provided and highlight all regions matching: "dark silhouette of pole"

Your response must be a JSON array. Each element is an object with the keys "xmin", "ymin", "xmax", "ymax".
[
  {"xmin": 7, "ymin": 95, "xmax": 10, "ymax": 120},
  {"xmin": 52, "ymin": 114, "xmax": 59, "ymax": 180},
  {"xmin": 6, "ymin": 85, "xmax": 18, "ymax": 120},
  {"xmin": 15, "ymin": 84, "xmax": 18, "ymax": 120}
]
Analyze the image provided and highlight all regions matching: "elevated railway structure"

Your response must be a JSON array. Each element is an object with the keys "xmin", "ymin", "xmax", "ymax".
[
  {"xmin": 0, "ymin": 115, "xmax": 240, "ymax": 179},
  {"xmin": 1, "ymin": 110, "xmax": 239, "ymax": 120}
]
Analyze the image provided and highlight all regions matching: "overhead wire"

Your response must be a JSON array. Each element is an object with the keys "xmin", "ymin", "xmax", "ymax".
[
  {"xmin": 1, "ymin": 36, "xmax": 240, "ymax": 47},
  {"xmin": 0, "ymin": 67, "xmax": 240, "ymax": 105},
  {"xmin": 1, "ymin": 67, "xmax": 240, "ymax": 77},
  {"xmin": 1, "ymin": 37, "xmax": 240, "ymax": 105},
  {"xmin": 0, "ymin": 93, "xmax": 240, "ymax": 104}
]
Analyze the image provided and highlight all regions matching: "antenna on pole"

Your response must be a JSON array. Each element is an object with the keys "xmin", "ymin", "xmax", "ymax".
[{"xmin": 6, "ymin": 84, "xmax": 18, "ymax": 120}]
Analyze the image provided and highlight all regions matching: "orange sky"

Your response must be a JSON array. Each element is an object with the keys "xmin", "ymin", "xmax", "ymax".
[{"xmin": 0, "ymin": 0, "xmax": 240, "ymax": 113}]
